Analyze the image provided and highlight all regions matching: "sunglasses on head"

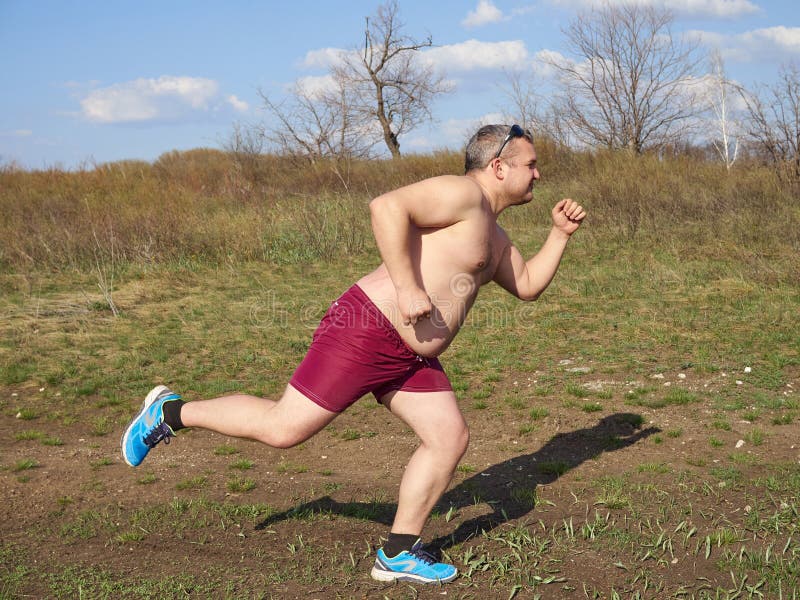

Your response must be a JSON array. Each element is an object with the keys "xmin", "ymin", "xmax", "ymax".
[{"xmin": 494, "ymin": 124, "xmax": 527, "ymax": 159}]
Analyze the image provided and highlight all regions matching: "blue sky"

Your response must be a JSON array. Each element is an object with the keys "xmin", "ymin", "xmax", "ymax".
[{"xmin": 1, "ymin": 0, "xmax": 798, "ymax": 169}]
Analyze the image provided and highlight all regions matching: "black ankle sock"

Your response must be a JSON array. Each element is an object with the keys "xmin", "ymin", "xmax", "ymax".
[
  {"xmin": 383, "ymin": 533, "xmax": 419, "ymax": 558},
  {"xmin": 162, "ymin": 399, "xmax": 185, "ymax": 431}
]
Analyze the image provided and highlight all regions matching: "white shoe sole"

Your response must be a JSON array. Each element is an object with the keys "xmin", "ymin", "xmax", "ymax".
[{"xmin": 370, "ymin": 565, "xmax": 457, "ymax": 584}]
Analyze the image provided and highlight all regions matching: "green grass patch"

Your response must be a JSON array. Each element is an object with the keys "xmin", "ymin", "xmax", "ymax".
[
  {"xmin": 227, "ymin": 477, "xmax": 257, "ymax": 493},
  {"xmin": 175, "ymin": 476, "xmax": 208, "ymax": 491},
  {"xmin": 565, "ymin": 383, "xmax": 589, "ymax": 399},
  {"xmin": 637, "ymin": 462, "xmax": 671, "ymax": 474},
  {"xmin": 632, "ymin": 388, "xmax": 699, "ymax": 409},
  {"xmin": 529, "ymin": 407, "xmax": 549, "ymax": 420},
  {"xmin": 745, "ymin": 428, "xmax": 766, "ymax": 446},
  {"xmin": 772, "ymin": 413, "xmax": 793, "ymax": 425},
  {"xmin": 229, "ymin": 458, "xmax": 254, "ymax": 470},
  {"xmin": 277, "ymin": 461, "xmax": 308, "ymax": 474},
  {"xmin": 539, "ymin": 461, "xmax": 570, "ymax": 476},
  {"xmin": 340, "ymin": 429, "xmax": 377, "ymax": 441},
  {"xmin": 12, "ymin": 459, "xmax": 39, "ymax": 472},
  {"xmin": 14, "ymin": 430, "xmax": 44, "ymax": 441}
]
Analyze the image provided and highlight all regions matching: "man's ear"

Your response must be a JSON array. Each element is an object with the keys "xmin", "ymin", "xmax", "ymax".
[{"xmin": 491, "ymin": 157, "xmax": 506, "ymax": 180}]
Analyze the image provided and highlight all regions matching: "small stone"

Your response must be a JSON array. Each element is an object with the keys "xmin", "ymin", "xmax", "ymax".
[
  {"xmin": 736, "ymin": 380, "xmax": 743, "ymax": 386},
  {"xmin": 736, "ymin": 440, "xmax": 745, "ymax": 448},
  {"xmin": 744, "ymin": 366, "xmax": 752, "ymax": 373},
  {"xmin": 678, "ymin": 373, "xmax": 686, "ymax": 379},
  {"xmin": 652, "ymin": 373, "xmax": 665, "ymax": 379},
  {"xmin": 744, "ymin": 505, "xmax": 752, "ymax": 513}
]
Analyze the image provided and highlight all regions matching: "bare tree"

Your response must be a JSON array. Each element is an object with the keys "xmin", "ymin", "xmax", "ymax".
[
  {"xmin": 546, "ymin": 3, "xmax": 702, "ymax": 154},
  {"xmin": 220, "ymin": 121, "xmax": 270, "ymax": 197},
  {"xmin": 499, "ymin": 70, "xmax": 572, "ymax": 147},
  {"xmin": 499, "ymin": 71, "xmax": 544, "ymax": 132},
  {"xmin": 707, "ymin": 49, "xmax": 741, "ymax": 171},
  {"xmin": 741, "ymin": 61, "xmax": 800, "ymax": 179},
  {"xmin": 333, "ymin": 0, "xmax": 452, "ymax": 158},
  {"xmin": 258, "ymin": 77, "xmax": 374, "ymax": 162}
]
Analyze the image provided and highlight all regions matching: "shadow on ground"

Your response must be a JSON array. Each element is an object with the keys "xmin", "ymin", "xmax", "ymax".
[{"xmin": 256, "ymin": 413, "xmax": 660, "ymax": 551}]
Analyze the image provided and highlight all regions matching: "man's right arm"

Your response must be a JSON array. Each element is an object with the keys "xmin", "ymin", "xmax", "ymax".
[{"xmin": 369, "ymin": 175, "xmax": 483, "ymax": 325}]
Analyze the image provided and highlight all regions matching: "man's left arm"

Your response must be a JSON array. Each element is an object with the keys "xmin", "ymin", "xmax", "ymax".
[{"xmin": 493, "ymin": 199, "xmax": 586, "ymax": 301}]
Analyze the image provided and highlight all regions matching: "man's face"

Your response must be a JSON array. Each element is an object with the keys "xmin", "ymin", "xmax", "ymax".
[{"xmin": 504, "ymin": 139, "xmax": 540, "ymax": 204}]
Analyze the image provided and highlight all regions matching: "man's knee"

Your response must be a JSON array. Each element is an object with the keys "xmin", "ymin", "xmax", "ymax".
[
  {"xmin": 456, "ymin": 423, "xmax": 470, "ymax": 457},
  {"xmin": 437, "ymin": 422, "xmax": 469, "ymax": 459},
  {"xmin": 257, "ymin": 429, "xmax": 308, "ymax": 449}
]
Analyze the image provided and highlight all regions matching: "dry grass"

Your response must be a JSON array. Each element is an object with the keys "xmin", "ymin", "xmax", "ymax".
[{"xmin": 0, "ymin": 147, "xmax": 798, "ymax": 287}]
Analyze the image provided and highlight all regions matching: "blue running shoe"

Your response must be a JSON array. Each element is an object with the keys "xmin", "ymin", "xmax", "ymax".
[
  {"xmin": 121, "ymin": 385, "xmax": 180, "ymax": 467},
  {"xmin": 371, "ymin": 540, "xmax": 457, "ymax": 584}
]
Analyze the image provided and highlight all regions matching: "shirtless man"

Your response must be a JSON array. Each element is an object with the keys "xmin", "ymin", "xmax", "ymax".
[{"xmin": 121, "ymin": 124, "xmax": 586, "ymax": 584}]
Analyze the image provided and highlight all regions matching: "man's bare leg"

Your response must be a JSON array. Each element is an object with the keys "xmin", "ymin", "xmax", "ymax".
[
  {"xmin": 179, "ymin": 384, "xmax": 338, "ymax": 448},
  {"xmin": 381, "ymin": 390, "xmax": 470, "ymax": 536}
]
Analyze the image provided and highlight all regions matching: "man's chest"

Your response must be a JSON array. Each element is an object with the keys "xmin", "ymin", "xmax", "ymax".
[{"xmin": 420, "ymin": 216, "xmax": 500, "ymax": 278}]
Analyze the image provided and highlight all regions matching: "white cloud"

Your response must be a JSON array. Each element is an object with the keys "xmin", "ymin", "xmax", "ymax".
[
  {"xmin": 80, "ymin": 76, "xmax": 220, "ymax": 123},
  {"xmin": 301, "ymin": 39, "xmax": 533, "ymax": 78},
  {"xmin": 424, "ymin": 40, "xmax": 530, "ymax": 72},
  {"xmin": 548, "ymin": 0, "xmax": 758, "ymax": 18},
  {"xmin": 531, "ymin": 49, "xmax": 571, "ymax": 78},
  {"xmin": 442, "ymin": 113, "xmax": 506, "ymax": 141},
  {"xmin": 666, "ymin": 0, "xmax": 758, "ymax": 18},
  {"xmin": 403, "ymin": 135, "xmax": 436, "ymax": 150},
  {"xmin": 462, "ymin": 0, "xmax": 506, "ymax": 28},
  {"xmin": 689, "ymin": 26, "xmax": 800, "ymax": 62},
  {"xmin": 300, "ymin": 47, "xmax": 349, "ymax": 69},
  {"xmin": 294, "ymin": 74, "xmax": 339, "ymax": 99},
  {"xmin": 227, "ymin": 95, "xmax": 249, "ymax": 112},
  {"xmin": 742, "ymin": 26, "xmax": 800, "ymax": 54},
  {"xmin": 690, "ymin": 73, "xmax": 750, "ymax": 112}
]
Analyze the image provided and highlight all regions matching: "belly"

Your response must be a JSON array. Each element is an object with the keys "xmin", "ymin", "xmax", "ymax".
[{"xmin": 356, "ymin": 266, "xmax": 479, "ymax": 358}]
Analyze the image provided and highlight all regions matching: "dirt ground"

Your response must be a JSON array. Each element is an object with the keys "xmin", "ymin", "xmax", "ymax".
[{"xmin": 2, "ymin": 369, "xmax": 799, "ymax": 599}]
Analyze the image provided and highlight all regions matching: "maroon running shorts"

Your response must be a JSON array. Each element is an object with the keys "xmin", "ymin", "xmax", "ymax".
[{"xmin": 289, "ymin": 284, "xmax": 452, "ymax": 413}]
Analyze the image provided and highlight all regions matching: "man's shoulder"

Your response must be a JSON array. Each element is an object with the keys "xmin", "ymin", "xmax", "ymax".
[
  {"xmin": 425, "ymin": 174, "xmax": 482, "ymax": 192},
  {"xmin": 421, "ymin": 174, "xmax": 485, "ymax": 208}
]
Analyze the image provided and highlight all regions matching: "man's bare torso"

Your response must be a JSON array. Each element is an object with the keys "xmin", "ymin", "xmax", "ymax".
[{"xmin": 357, "ymin": 193, "xmax": 506, "ymax": 357}]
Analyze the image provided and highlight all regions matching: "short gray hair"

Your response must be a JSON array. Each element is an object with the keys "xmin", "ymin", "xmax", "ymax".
[{"xmin": 464, "ymin": 124, "xmax": 533, "ymax": 173}]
